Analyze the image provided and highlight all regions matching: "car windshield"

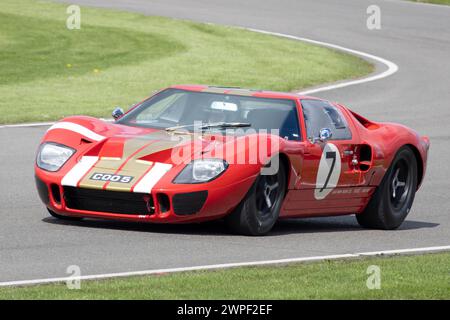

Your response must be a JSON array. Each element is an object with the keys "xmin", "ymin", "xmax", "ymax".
[{"xmin": 117, "ymin": 88, "xmax": 301, "ymax": 140}]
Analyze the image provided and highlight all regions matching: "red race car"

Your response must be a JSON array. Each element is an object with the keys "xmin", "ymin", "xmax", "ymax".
[{"xmin": 35, "ymin": 85, "xmax": 430, "ymax": 235}]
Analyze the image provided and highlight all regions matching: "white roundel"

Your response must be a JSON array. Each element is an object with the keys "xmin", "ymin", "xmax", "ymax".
[{"xmin": 314, "ymin": 143, "xmax": 341, "ymax": 200}]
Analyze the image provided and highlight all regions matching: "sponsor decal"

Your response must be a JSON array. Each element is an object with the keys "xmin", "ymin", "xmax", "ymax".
[
  {"xmin": 332, "ymin": 187, "xmax": 372, "ymax": 195},
  {"xmin": 90, "ymin": 173, "xmax": 133, "ymax": 183},
  {"xmin": 314, "ymin": 143, "xmax": 341, "ymax": 200}
]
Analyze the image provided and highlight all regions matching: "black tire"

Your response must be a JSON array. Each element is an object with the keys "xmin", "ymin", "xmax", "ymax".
[
  {"xmin": 226, "ymin": 162, "xmax": 287, "ymax": 236},
  {"xmin": 356, "ymin": 146, "xmax": 418, "ymax": 230},
  {"xmin": 47, "ymin": 208, "xmax": 83, "ymax": 221}
]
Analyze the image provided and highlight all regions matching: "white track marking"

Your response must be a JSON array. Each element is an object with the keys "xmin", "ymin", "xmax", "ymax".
[
  {"xmin": 0, "ymin": 119, "xmax": 114, "ymax": 129},
  {"xmin": 47, "ymin": 122, "xmax": 106, "ymax": 141},
  {"xmin": 132, "ymin": 162, "xmax": 172, "ymax": 193},
  {"xmin": 0, "ymin": 121, "xmax": 55, "ymax": 128},
  {"xmin": 247, "ymin": 28, "xmax": 399, "ymax": 95},
  {"xmin": 0, "ymin": 23, "xmax": 412, "ymax": 289},
  {"xmin": 61, "ymin": 156, "xmax": 99, "ymax": 187},
  {"xmin": 0, "ymin": 29, "xmax": 398, "ymax": 129},
  {"xmin": 0, "ymin": 245, "xmax": 448, "ymax": 287}
]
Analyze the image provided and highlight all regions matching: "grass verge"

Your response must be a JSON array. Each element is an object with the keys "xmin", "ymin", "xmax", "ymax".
[
  {"xmin": 0, "ymin": 0, "xmax": 372, "ymax": 124},
  {"xmin": 410, "ymin": 0, "xmax": 450, "ymax": 5},
  {"xmin": 0, "ymin": 253, "xmax": 449, "ymax": 299}
]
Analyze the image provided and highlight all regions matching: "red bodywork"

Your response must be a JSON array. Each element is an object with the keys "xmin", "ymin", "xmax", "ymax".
[{"xmin": 35, "ymin": 85, "xmax": 430, "ymax": 223}]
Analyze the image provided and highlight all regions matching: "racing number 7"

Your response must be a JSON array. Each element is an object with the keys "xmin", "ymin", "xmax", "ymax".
[{"xmin": 319, "ymin": 151, "xmax": 336, "ymax": 192}]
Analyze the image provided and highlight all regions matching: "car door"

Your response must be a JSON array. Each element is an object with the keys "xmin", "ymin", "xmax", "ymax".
[{"xmin": 281, "ymin": 99, "xmax": 375, "ymax": 217}]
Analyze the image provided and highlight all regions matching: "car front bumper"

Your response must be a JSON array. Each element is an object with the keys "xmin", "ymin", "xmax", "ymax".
[{"xmin": 35, "ymin": 169, "xmax": 256, "ymax": 223}]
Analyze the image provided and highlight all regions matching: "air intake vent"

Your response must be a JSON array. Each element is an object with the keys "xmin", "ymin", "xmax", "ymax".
[{"xmin": 172, "ymin": 191, "xmax": 208, "ymax": 215}]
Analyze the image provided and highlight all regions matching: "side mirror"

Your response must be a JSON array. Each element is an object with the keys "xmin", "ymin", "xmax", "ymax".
[
  {"xmin": 112, "ymin": 107, "xmax": 124, "ymax": 121},
  {"xmin": 318, "ymin": 128, "xmax": 332, "ymax": 142}
]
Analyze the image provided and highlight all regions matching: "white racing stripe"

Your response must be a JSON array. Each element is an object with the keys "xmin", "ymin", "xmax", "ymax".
[
  {"xmin": 0, "ymin": 245, "xmax": 448, "ymax": 287},
  {"xmin": 47, "ymin": 122, "xmax": 106, "ymax": 142},
  {"xmin": 61, "ymin": 156, "xmax": 99, "ymax": 187},
  {"xmin": 133, "ymin": 162, "xmax": 173, "ymax": 193}
]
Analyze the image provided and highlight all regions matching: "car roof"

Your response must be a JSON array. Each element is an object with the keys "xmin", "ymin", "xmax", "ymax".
[{"xmin": 169, "ymin": 85, "xmax": 321, "ymax": 101}]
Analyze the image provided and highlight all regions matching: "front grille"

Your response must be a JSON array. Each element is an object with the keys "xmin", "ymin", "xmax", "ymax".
[{"xmin": 63, "ymin": 187, "xmax": 154, "ymax": 215}]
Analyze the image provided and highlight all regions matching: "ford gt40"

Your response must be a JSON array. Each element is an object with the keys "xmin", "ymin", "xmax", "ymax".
[{"xmin": 35, "ymin": 85, "xmax": 430, "ymax": 235}]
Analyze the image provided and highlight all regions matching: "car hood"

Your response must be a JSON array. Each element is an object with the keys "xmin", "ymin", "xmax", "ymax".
[
  {"xmin": 43, "ymin": 117, "xmax": 276, "ymax": 189},
  {"xmin": 43, "ymin": 116, "xmax": 280, "ymax": 191}
]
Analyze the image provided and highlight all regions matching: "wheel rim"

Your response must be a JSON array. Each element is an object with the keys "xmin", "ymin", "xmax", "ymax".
[
  {"xmin": 389, "ymin": 159, "xmax": 411, "ymax": 210},
  {"xmin": 255, "ymin": 173, "xmax": 280, "ymax": 221}
]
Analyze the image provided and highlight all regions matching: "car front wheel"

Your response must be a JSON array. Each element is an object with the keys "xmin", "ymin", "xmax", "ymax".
[{"xmin": 226, "ymin": 162, "xmax": 287, "ymax": 236}]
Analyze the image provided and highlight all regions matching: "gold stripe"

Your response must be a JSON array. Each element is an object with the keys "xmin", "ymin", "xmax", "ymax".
[
  {"xmin": 105, "ymin": 143, "xmax": 178, "ymax": 190},
  {"xmin": 201, "ymin": 87, "xmax": 228, "ymax": 94},
  {"xmin": 202, "ymin": 87, "xmax": 255, "ymax": 96},
  {"xmin": 77, "ymin": 139, "xmax": 149, "ymax": 188},
  {"xmin": 225, "ymin": 89, "xmax": 254, "ymax": 96},
  {"xmin": 78, "ymin": 167, "xmax": 117, "ymax": 189},
  {"xmin": 77, "ymin": 157, "xmax": 123, "ymax": 188},
  {"xmin": 77, "ymin": 132, "xmax": 186, "ymax": 191},
  {"xmin": 104, "ymin": 139, "xmax": 181, "ymax": 191}
]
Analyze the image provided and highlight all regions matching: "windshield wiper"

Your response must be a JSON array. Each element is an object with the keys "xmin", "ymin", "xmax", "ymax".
[
  {"xmin": 202, "ymin": 122, "xmax": 251, "ymax": 130},
  {"xmin": 165, "ymin": 122, "xmax": 251, "ymax": 132}
]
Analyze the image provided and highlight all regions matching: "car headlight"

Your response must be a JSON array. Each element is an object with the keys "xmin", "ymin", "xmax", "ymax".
[
  {"xmin": 173, "ymin": 159, "xmax": 228, "ymax": 183},
  {"xmin": 36, "ymin": 142, "xmax": 75, "ymax": 172}
]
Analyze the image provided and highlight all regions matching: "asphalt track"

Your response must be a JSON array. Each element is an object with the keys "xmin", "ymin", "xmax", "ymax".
[{"xmin": 0, "ymin": 0, "xmax": 449, "ymax": 283}]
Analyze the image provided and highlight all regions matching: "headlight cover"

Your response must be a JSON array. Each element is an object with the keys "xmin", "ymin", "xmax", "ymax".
[
  {"xmin": 173, "ymin": 159, "xmax": 228, "ymax": 183},
  {"xmin": 36, "ymin": 142, "xmax": 75, "ymax": 172}
]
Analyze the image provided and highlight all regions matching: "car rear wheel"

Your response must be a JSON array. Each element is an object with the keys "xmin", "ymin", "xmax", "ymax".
[
  {"xmin": 47, "ymin": 208, "xmax": 83, "ymax": 221},
  {"xmin": 356, "ymin": 146, "xmax": 418, "ymax": 229},
  {"xmin": 226, "ymin": 162, "xmax": 287, "ymax": 236}
]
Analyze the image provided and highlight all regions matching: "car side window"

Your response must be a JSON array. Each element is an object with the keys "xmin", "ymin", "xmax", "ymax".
[{"xmin": 301, "ymin": 99, "xmax": 352, "ymax": 140}]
